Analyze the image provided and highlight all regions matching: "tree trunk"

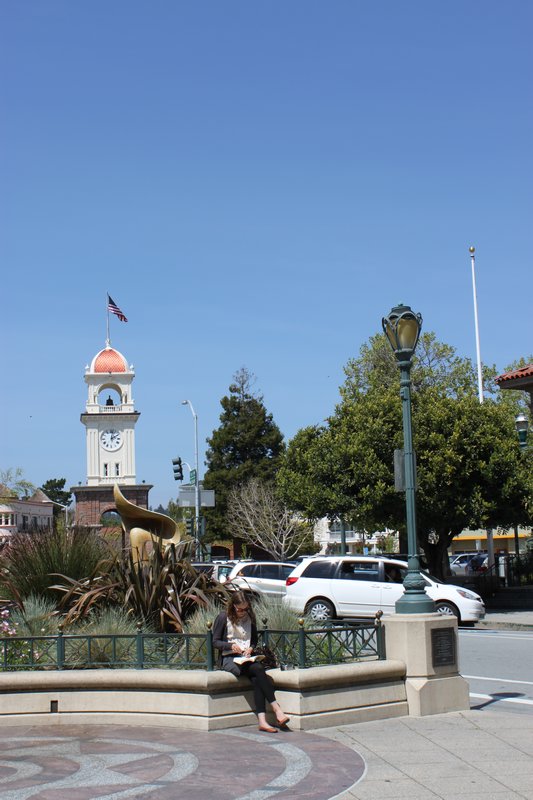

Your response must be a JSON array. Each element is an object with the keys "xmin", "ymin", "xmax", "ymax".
[{"xmin": 422, "ymin": 532, "xmax": 450, "ymax": 581}]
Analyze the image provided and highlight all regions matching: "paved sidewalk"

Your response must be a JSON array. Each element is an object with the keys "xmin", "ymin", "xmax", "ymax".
[
  {"xmin": 320, "ymin": 708, "xmax": 533, "ymax": 800},
  {"xmin": 1, "ymin": 614, "xmax": 531, "ymax": 799},
  {"xmin": 478, "ymin": 611, "xmax": 533, "ymax": 629}
]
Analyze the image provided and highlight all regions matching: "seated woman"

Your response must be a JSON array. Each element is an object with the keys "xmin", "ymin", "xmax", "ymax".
[{"xmin": 213, "ymin": 591, "xmax": 290, "ymax": 733}]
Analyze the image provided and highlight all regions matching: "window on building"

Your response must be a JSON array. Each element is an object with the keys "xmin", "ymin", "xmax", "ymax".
[
  {"xmin": 22, "ymin": 515, "xmax": 28, "ymax": 531},
  {"xmin": 103, "ymin": 463, "xmax": 109, "ymax": 477},
  {"xmin": 330, "ymin": 520, "xmax": 357, "ymax": 535},
  {"xmin": 115, "ymin": 463, "xmax": 120, "ymax": 476}
]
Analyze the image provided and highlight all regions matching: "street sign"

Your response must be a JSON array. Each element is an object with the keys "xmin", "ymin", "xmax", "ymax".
[
  {"xmin": 178, "ymin": 488, "xmax": 215, "ymax": 508},
  {"xmin": 189, "ymin": 469, "xmax": 197, "ymax": 484},
  {"xmin": 394, "ymin": 448, "xmax": 418, "ymax": 491}
]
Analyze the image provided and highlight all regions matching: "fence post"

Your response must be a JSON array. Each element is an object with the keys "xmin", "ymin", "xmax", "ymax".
[
  {"xmin": 297, "ymin": 618, "xmax": 306, "ymax": 669},
  {"xmin": 262, "ymin": 617, "xmax": 269, "ymax": 648},
  {"xmin": 56, "ymin": 624, "xmax": 65, "ymax": 670},
  {"xmin": 136, "ymin": 622, "xmax": 144, "ymax": 669},
  {"xmin": 375, "ymin": 610, "xmax": 385, "ymax": 659},
  {"xmin": 206, "ymin": 622, "xmax": 214, "ymax": 671}
]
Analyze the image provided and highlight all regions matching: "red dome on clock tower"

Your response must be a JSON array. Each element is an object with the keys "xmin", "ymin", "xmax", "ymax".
[{"xmin": 90, "ymin": 346, "xmax": 128, "ymax": 374}]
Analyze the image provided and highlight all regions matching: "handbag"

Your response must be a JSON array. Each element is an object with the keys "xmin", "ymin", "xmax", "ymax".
[{"xmin": 253, "ymin": 645, "xmax": 278, "ymax": 670}]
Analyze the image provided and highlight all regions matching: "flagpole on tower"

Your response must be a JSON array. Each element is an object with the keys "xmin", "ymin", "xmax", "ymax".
[{"xmin": 106, "ymin": 293, "xmax": 111, "ymax": 347}]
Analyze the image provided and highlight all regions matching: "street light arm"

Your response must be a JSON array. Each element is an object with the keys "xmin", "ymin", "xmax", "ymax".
[{"xmin": 46, "ymin": 499, "xmax": 69, "ymax": 530}]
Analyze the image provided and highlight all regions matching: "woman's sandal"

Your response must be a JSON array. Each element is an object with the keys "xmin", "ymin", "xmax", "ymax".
[
  {"xmin": 276, "ymin": 716, "xmax": 290, "ymax": 728},
  {"xmin": 258, "ymin": 725, "xmax": 278, "ymax": 733}
]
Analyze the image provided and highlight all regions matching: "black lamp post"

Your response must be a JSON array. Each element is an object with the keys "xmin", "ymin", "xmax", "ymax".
[{"xmin": 382, "ymin": 304, "xmax": 435, "ymax": 614}]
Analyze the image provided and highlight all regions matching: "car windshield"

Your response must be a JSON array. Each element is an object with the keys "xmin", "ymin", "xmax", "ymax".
[{"xmin": 420, "ymin": 570, "xmax": 442, "ymax": 584}]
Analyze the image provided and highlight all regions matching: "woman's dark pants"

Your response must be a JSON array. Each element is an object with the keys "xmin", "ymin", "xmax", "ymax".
[{"xmin": 221, "ymin": 656, "xmax": 275, "ymax": 714}]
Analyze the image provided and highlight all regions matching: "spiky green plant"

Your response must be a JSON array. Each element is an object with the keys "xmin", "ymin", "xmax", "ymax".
[
  {"xmin": 8, "ymin": 594, "xmax": 59, "ymax": 636},
  {"xmin": 63, "ymin": 606, "xmax": 153, "ymax": 668},
  {"xmin": 183, "ymin": 597, "xmax": 224, "ymax": 634},
  {"xmin": 0, "ymin": 527, "xmax": 110, "ymax": 605},
  {"xmin": 53, "ymin": 540, "xmax": 230, "ymax": 633},
  {"xmin": 251, "ymin": 595, "xmax": 306, "ymax": 631}
]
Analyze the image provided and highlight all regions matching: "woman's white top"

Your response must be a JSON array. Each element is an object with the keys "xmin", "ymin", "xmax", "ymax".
[{"xmin": 224, "ymin": 615, "xmax": 252, "ymax": 656}]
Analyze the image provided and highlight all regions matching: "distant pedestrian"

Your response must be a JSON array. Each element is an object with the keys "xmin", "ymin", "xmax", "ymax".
[{"xmin": 213, "ymin": 592, "xmax": 289, "ymax": 733}]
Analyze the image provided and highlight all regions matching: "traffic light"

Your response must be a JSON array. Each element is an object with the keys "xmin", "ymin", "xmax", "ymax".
[
  {"xmin": 199, "ymin": 516, "xmax": 206, "ymax": 538},
  {"xmin": 185, "ymin": 518, "xmax": 194, "ymax": 537},
  {"xmin": 172, "ymin": 457, "xmax": 183, "ymax": 481}
]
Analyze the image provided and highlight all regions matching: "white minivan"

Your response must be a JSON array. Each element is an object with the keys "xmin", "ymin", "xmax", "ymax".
[{"xmin": 283, "ymin": 556, "xmax": 485, "ymax": 624}]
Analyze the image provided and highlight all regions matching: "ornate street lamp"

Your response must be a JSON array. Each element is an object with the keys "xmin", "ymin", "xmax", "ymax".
[
  {"xmin": 382, "ymin": 304, "xmax": 435, "ymax": 613},
  {"xmin": 515, "ymin": 413, "xmax": 529, "ymax": 451}
]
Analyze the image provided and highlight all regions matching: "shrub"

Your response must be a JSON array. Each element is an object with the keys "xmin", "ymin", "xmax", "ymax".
[
  {"xmin": 54, "ymin": 543, "xmax": 230, "ymax": 633},
  {"xmin": 183, "ymin": 598, "xmax": 224, "ymax": 634},
  {"xmin": 251, "ymin": 595, "xmax": 305, "ymax": 631},
  {"xmin": 0, "ymin": 527, "xmax": 110, "ymax": 604},
  {"xmin": 9, "ymin": 594, "xmax": 58, "ymax": 636},
  {"xmin": 64, "ymin": 607, "xmax": 152, "ymax": 668}
]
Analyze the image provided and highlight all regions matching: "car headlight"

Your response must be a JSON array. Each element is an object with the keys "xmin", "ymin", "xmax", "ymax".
[{"xmin": 457, "ymin": 589, "xmax": 481, "ymax": 601}]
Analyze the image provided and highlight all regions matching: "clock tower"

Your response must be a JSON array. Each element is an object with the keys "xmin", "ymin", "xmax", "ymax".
[{"xmin": 72, "ymin": 343, "xmax": 151, "ymax": 526}]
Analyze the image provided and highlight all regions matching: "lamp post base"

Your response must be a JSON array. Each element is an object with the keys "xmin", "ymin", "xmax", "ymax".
[{"xmin": 395, "ymin": 592, "xmax": 436, "ymax": 615}]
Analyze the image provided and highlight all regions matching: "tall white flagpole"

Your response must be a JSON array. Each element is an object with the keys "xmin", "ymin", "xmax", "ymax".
[
  {"xmin": 469, "ymin": 246, "xmax": 484, "ymax": 404},
  {"xmin": 470, "ymin": 246, "xmax": 493, "ymax": 569},
  {"xmin": 106, "ymin": 293, "xmax": 110, "ymax": 347}
]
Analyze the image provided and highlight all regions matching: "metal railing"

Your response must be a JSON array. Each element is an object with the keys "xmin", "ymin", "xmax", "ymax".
[
  {"xmin": 0, "ymin": 617, "xmax": 385, "ymax": 672},
  {"xmin": 496, "ymin": 553, "xmax": 533, "ymax": 587},
  {"xmin": 260, "ymin": 616, "xmax": 385, "ymax": 669}
]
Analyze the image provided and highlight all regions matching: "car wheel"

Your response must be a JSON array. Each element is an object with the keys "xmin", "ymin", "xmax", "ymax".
[
  {"xmin": 435, "ymin": 601, "xmax": 460, "ymax": 620},
  {"xmin": 305, "ymin": 598, "xmax": 336, "ymax": 621}
]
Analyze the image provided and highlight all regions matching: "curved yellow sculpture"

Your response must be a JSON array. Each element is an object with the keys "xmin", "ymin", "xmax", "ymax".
[{"xmin": 113, "ymin": 484, "xmax": 191, "ymax": 564}]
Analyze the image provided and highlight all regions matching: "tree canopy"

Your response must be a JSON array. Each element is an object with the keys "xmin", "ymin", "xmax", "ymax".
[
  {"xmin": 278, "ymin": 333, "xmax": 532, "ymax": 578},
  {"xmin": 0, "ymin": 468, "xmax": 35, "ymax": 499},
  {"xmin": 40, "ymin": 478, "xmax": 72, "ymax": 514},
  {"xmin": 203, "ymin": 368, "xmax": 285, "ymax": 541}
]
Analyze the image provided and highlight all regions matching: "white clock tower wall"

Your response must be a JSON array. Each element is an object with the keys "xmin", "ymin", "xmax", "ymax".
[{"xmin": 72, "ymin": 344, "xmax": 151, "ymax": 526}]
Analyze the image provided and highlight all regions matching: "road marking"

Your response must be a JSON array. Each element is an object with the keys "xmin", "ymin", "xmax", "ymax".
[
  {"xmin": 460, "ymin": 630, "xmax": 533, "ymax": 641},
  {"xmin": 470, "ymin": 692, "xmax": 533, "ymax": 707},
  {"xmin": 464, "ymin": 674, "xmax": 533, "ymax": 686}
]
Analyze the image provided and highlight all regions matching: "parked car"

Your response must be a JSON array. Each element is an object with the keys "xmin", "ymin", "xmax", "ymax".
[
  {"xmin": 226, "ymin": 561, "xmax": 296, "ymax": 598},
  {"xmin": 283, "ymin": 556, "xmax": 485, "ymax": 624},
  {"xmin": 191, "ymin": 562, "xmax": 238, "ymax": 583},
  {"xmin": 449, "ymin": 553, "xmax": 481, "ymax": 576}
]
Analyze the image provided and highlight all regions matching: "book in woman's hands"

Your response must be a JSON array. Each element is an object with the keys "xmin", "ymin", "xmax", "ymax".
[{"xmin": 233, "ymin": 654, "xmax": 265, "ymax": 665}]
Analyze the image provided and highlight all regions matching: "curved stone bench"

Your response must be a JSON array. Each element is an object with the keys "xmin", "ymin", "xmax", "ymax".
[{"xmin": 0, "ymin": 660, "xmax": 407, "ymax": 731}]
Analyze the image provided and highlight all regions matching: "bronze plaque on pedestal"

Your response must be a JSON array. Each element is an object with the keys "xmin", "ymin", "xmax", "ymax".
[{"xmin": 431, "ymin": 627, "xmax": 456, "ymax": 667}]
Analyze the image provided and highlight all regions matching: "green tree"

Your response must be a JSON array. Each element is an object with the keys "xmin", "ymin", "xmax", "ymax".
[
  {"xmin": 40, "ymin": 478, "xmax": 72, "ymax": 517},
  {"xmin": 203, "ymin": 367, "xmax": 285, "ymax": 541},
  {"xmin": 279, "ymin": 334, "xmax": 532, "ymax": 579},
  {"xmin": 0, "ymin": 468, "xmax": 35, "ymax": 498}
]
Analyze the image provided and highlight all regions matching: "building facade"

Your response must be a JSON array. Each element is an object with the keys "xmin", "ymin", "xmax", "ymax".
[{"xmin": 0, "ymin": 488, "xmax": 54, "ymax": 543}]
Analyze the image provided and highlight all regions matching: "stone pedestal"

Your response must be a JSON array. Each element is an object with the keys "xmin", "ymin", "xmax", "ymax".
[{"xmin": 383, "ymin": 613, "xmax": 469, "ymax": 716}]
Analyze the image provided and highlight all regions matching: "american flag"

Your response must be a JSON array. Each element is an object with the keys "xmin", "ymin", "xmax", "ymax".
[{"xmin": 107, "ymin": 295, "xmax": 128, "ymax": 322}]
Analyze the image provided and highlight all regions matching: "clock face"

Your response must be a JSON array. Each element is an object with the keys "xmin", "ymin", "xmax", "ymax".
[{"xmin": 100, "ymin": 429, "xmax": 122, "ymax": 451}]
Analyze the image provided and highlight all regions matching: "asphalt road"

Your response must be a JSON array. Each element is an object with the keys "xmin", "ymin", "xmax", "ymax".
[{"xmin": 458, "ymin": 627, "xmax": 533, "ymax": 716}]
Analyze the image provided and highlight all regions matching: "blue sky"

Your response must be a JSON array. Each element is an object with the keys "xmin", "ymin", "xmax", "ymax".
[{"xmin": 2, "ymin": 1, "xmax": 532, "ymax": 509}]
